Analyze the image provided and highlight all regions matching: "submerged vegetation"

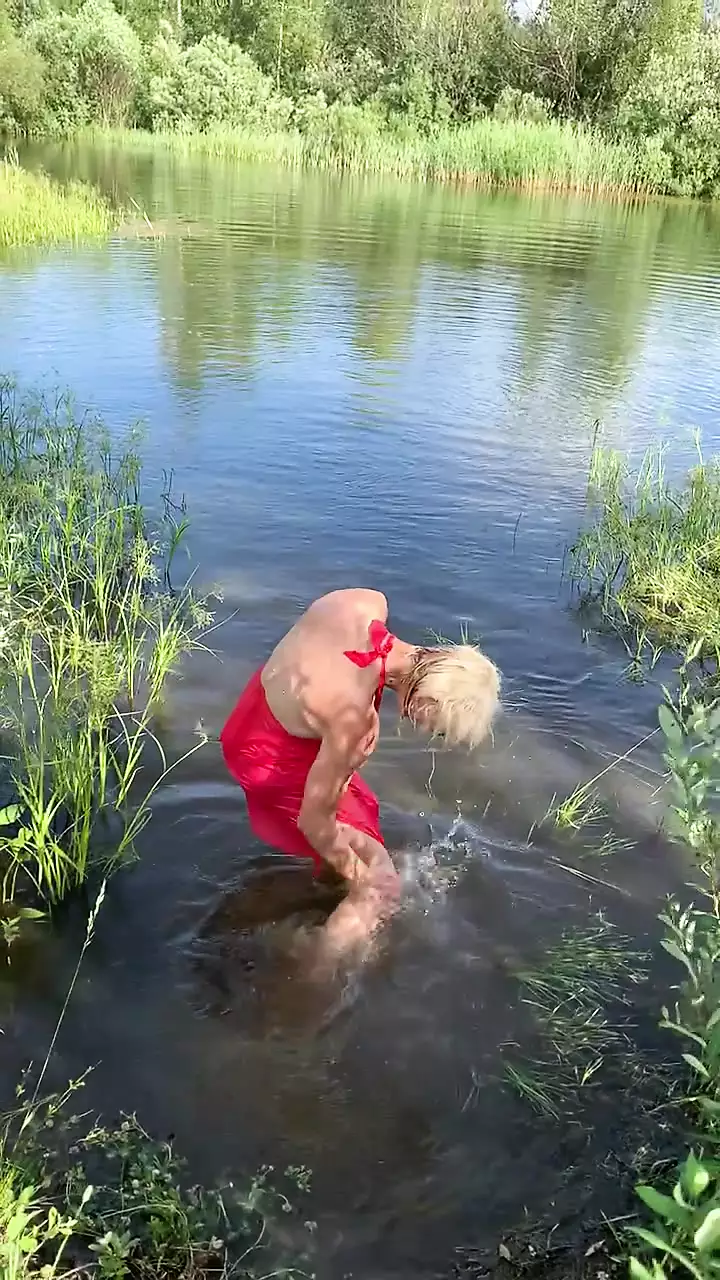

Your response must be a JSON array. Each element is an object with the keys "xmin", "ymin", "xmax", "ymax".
[
  {"xmin": 0, "ymin": 379, "xmax": 211, "ymax": 932},
  {"xmin": 0, "ymin": 152, "xmax": 115, "ymax": 247}
]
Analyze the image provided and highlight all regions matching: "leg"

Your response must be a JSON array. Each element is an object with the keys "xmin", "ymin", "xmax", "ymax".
[{"xmin": 314, "ymin": 826, "xmax": 400, "ymax": 966}]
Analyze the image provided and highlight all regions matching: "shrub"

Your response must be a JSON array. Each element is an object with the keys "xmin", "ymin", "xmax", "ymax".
[
  {"xmin": 0, "ymin": 37, "xmax": 46, "ymax": 135},
  {"xmin": 616, "ymin": 29, "xmax": 720, "ymax": 198},
  {"xmin": 493, "ymin": 85, "xmax": 552, "ymax": 125},
  {"xmin": 28, "ymin": 0, "xmax": 142, "ymax": 132},
  {"xmin": 140, "ymin": 30, "xmax": 292, "ymax": 133}
]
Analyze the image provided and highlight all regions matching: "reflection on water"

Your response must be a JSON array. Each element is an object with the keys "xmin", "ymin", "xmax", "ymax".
[{"xmin": 1, "ymin": 143, "xmax": 719, "ymax": 1275}]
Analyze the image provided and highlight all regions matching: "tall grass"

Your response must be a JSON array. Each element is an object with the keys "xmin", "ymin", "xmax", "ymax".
[
  {"xmin": 0, "ymin": 154, "xmax": 115, "ymax": 248},
  {"xmin": 0, "ymin": 380, "xmax": 211, "ymax": 916},
  {"xmin": 572, "ymin": 432, "xmax": 720, "ymax": 674},
  {"xmin": 84, "ymin": 117, "xmax": 649, "ymax": 196}
]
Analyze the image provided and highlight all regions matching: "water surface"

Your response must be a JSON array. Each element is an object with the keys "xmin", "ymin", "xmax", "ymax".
[{"xmin": 2, "ymin": 144, "xmax": 720, "ymax": 1276}]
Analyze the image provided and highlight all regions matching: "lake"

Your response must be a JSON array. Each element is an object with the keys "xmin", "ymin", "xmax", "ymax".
[{"xmin": 1, "ymin": 140, "xmax": 720, "ymax": 1277}]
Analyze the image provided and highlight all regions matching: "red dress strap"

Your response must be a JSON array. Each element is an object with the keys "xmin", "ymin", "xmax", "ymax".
[{"xmin": 344, "ymin": 619, "xmax": 395, "ymax": 708}]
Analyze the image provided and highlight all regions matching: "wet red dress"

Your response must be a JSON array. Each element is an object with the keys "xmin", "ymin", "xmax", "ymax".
[{"xmin": 220, "ymin": 620, "xmax": 393, "ymax": 871}]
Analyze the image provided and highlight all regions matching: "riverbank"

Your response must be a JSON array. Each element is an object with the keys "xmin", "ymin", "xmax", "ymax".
[
  {"xmin": 81, "ymin": 118, "xmax": 649, "ymax": 198},
  {"xmin": 0, "ymin": 156, "xmax": 117, "ymax": 248}
]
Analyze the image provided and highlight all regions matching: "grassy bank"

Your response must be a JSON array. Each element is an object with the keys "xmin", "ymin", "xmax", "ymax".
[
  {"xmin": 560, "ymin": 435, "xmax": 720, "ymax": 1276},
  {"xmin": 83, "ymin": 118, "xmax": 648, "ymax": 197},
  {"xmin": 0, "ymin": 157, "xmax": 116, "ymax": 248},
  {"xmin": 0, "ymin": 380, "xmax": 211, "ymax": 935}
]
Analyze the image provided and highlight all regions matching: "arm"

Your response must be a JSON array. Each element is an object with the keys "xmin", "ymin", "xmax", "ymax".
[{"xmin": 297, "ymin": 704, "xmax": 376, "ymax": 863}]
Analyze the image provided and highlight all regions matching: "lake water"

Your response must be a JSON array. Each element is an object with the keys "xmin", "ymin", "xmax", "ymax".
[{"xmin": 1, "ymin": 141, "xmax": 720, "ymax": 1277}]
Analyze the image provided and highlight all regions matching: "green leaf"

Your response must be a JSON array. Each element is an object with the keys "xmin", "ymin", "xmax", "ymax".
[
  {"xmin": 699, "ymin": 1097, "xmax": 720, "ymax": 1117},
  {"xmin": 695, "ymin": 1207, "xmax": 720, "ymax": 1252},
  {"xmin": 0, "ymin": 804, "xmax": 22, "ymax": 827},
  {"xmin": 628, "ymin": 1228, "xmax": 705, "ymax": 1279},
  {"xmin": 660, "ymin": 939, "xmax": 699, "ymax": 981},
  {"xmin": 682, "ymin": 1152, "xmax": 711, "ymax": 1199},
  {"xmin": 629, "ymin": 1259, "xmax": 660, "ymax": 1280},
  {"xmin": 683, "ymin": 1053, "xmax": 710, "ymax": 1078},
  {"xmin": 660, "ymin": 703, "xmax": 683, "ymax": 745},
  {"xmin": 636, "ymin": 1185, "xmax": 691, "ymax": 1225}
]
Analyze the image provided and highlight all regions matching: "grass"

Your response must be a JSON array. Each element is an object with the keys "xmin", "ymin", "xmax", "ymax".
[
  {"xmin": 0, "ymin": 153, "xmax": 116, "ymax": 248},
  {"xmin": 0, "ymin": 883, "xmax": 311, "ymax": 1280},
  {"xmin": 572, "ymin": 430, "xmax": 720, "ymax": 676},
  {"xmin": 564, "ymin": 436, "xmax": 720, "ymax": 1275},
  {"xmin": 0, "ymin": 379, "xmax": 212, "ymax": 926},
  {"xmin": 503, "ymin": 919, "xmax": 649, "ymax": 1117},
  {"xmin": 82, "ymin": 116, "xmax": 650, "ymax": 197}
]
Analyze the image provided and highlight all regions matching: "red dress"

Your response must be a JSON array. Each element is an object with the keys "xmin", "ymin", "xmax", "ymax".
[{"xmin": 220, "ymin": 620, "xmax": 393, "ymax": 871}]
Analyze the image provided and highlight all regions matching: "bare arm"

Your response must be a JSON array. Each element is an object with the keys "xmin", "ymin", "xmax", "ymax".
[{"xmin": 297, "ymin": 703, "xmax": 376, "ymax": 863}]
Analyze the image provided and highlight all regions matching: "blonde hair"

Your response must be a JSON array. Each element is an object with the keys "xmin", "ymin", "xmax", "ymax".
[{"xmin": 402, "ymin": 643, "xmax": 500, "ymax": 749}]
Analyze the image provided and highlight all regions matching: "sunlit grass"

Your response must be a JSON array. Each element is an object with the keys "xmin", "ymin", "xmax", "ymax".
[
  {"xmin": 84, "ymin": 118, "xmax": 649, "ymax": 196},
  {"xmin": 0, "ymin": 155, "xmax": 115, "ymax": 248},
  {"xmin": 572, "ymin": 430, "xmax": 720, "ymax": 673},
  {"xmin": 548, "ymin": 782, "xmax": 607, "ymax": 831},
  {"xmin": 0, "ymin": 380, "xmax": 212, "ymax": 917}
]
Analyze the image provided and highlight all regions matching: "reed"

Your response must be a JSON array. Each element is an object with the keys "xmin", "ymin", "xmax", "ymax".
[
  {"xmin": 82, "ymin": 117, "xmax": 650, "ymax": 197},
  {"xmin": 572, "ymin": 431, "xmax": 720, "ymax": 676},
  {"xmin": 0, "ymin": 153, "xmax": 115, "ymax": 248},
  {"xmin": 0, "ymin": 380, "xmax": 211, "ymax": 916}
]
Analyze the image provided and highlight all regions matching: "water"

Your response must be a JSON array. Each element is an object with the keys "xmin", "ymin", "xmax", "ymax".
[{"xmin": 2, "ymin": 142, "xmax": 720, "ymax": 1275}]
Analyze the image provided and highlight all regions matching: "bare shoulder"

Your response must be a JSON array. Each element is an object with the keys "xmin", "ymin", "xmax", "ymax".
[{"xmin": 309, "ymin": 587, "xmax": 388, "ymax": 618}]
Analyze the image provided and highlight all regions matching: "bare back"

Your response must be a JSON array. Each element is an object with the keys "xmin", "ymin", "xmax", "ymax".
[{"xmin": 261, "ymin": 589, "xmax": 388, "ymax": 740}]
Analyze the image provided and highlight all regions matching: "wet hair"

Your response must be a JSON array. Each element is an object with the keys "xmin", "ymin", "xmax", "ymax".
[{"xmin": 402, "ymin": 643, "xmax": 500, "ymax": 749}]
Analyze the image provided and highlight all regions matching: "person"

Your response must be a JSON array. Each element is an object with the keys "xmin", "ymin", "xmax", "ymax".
[{"xmin": 220, "ymin": 588, "xmax": 500, "ymax": 967}]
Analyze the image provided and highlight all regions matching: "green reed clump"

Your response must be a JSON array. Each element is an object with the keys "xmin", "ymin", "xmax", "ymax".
[
  {"xmin": 0, "ymin": 380, "xmax": 211, "ymax": 914},
  {"xmin": 0, "ymin": 155, "xmax": 115, "ymax": 248},
  {"xmin": 572, "ymin": 432, "xmax": 720, "ymax": 674},
  {"xmin": 83, "ymin": 117, "xmax": 648, "ymax": 196}
]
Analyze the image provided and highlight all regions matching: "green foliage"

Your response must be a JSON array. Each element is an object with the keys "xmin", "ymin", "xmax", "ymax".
[
  {"xmin": 572, "ymin": 435, "xmax": 720, "ymax": 673},
  {"xmin": 0, "ymin": 380, "xmax": 211, "ymax": 918},
  {"xmin": 27, "ymin": 0, "xmax": 142, "ymax": 132},
  {"xmin": 0, "ymin": 1085, "xmax": 311, "ymax": 1279},
  {"xmin": 0, "ymin": 158, "xmax": 115, "ymax": 246},
  {"xmin": 493, "ymin": 86, "xmax": 551, "ymax": 125},
  {"xmin": 0, "ymin": 35, "xmax": 45, "ymax": 135},
  {"xmin": 624, "ymin": 698, "xmax": 720, "ymax": 1277},
  {"xmin": 0, "ymin": 0, "xmax": 711, "ymax": 194},
  {"xmin": 231, "ymin": 0, "xmax": 329, "ymax": 95},
  {"xmin": 138, "ymin": 28, "xmax": 292, "ymax": 132},
  {"xmin": 616, "ymin": 29, "xmax": 720, "ymax": 199}
]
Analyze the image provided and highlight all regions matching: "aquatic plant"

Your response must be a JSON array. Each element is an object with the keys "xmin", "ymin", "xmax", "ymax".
[
  {"xmin": 81, "ymin": 116, "xmax": 648, "ymax": 197},
  {"xmin": 0, "ymin": 155, "xmax": 116, "ymax": 248},
  {"xmin": 504, "ymin": 918, "xmax": 648, "ymax": 1117},
  {"xmin": 572, "ymin": 431, "xmax": 720, "ymax": 676},
  {"xmin": 0, "ymin": 380, "xmax": 212, "ymax": 916}
]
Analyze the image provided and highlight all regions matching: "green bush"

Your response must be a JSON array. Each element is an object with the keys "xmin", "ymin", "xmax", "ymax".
[
  {"xmin": 616, "ymin": 29, "xmax": 720, "ymax": 198},
  {"xmin": 28, "ymin": 0, "xmax": 142, "ymax": 132},
  {"xmin": 140, "ymin": 29, "xmax": 292, "ymax": 133},
  {"xmin": 493, "ymin": 86, "xmax": 552, "ymax": 124},
  {"xmin": 0, "ymin": 37, "xmax": 46, "ymax": 135}
]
